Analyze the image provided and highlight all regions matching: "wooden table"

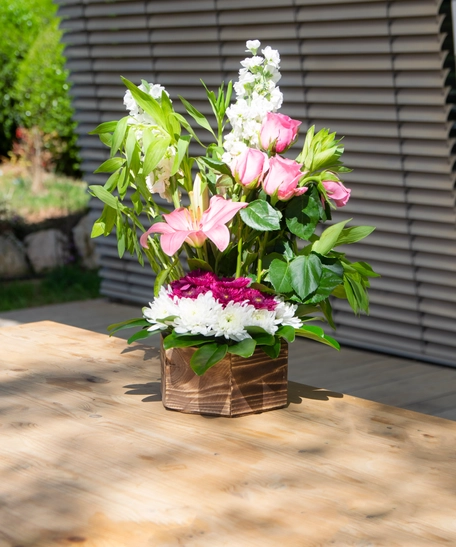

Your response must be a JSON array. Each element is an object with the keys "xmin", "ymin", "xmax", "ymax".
[{"xmin": 1, "ymin": 321, "xmax": 456, "ymax": 547}]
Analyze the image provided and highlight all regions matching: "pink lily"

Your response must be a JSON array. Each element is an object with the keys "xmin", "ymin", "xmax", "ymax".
[{"xmin": 140, "ymin": 196, "xmax": 247, "ymax": 256}]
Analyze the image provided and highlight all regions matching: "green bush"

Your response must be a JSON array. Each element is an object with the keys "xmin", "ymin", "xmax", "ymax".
[{"xmin": 0, "ymin": 0, "xmax": 80, "ymax": 176}]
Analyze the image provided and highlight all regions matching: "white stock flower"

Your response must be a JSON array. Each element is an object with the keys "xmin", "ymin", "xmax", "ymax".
[
  {"xmin": 123, "ymin": 82, "xmax": 170, "ymax": 125},
  {"xmin": 246, "ymin": 40, "xmax": 261, "ymax": 54}
]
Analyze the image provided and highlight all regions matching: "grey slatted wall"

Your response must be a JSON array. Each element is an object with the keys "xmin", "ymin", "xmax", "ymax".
[{"xmin": 57, "ymin": 0, "xmax": 456, "ymax": 367}]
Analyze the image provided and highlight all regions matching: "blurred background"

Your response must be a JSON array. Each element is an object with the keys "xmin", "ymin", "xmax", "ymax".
[{"xmin": 1, "ymin": 0, "xmax": 456, "ymax": 369}]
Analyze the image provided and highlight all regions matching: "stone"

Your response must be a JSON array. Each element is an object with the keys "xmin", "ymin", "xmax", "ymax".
[
  {"xmin": 24, "ymin": 229, "xmax": 70, "ymax": 273},
  {"xmin": 0, "ymin": 233, "xmax": 30, "ymax": 278},
  {"xmin": 72, "ymin": 214, "xmax": 99, "ymax": 269}
]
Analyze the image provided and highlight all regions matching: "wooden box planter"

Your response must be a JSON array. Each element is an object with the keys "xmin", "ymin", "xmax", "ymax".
[{"xmin": 160, "ymin": 338, "xmax": 288, "ymax": 417}]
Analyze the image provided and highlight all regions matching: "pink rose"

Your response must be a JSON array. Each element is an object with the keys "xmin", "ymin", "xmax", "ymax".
[
  {"xmin": 259, "ymin": 112, "xmax": 301, "ymax": 153},
  {"xmin": 231, "ymin": 148, "xmax": 269, "ymax": 188},
  {"xmin": 322, "ymin": 180, "xmax": 351, "ymax": 207},
  {"xmin": 262, "ymin": 156, "xmax": 307, "ymax": 201}
]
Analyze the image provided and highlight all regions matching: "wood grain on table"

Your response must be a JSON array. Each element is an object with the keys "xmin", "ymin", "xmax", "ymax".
[{"xmin": 1, "ymin": 321, "xmax": 455, "ymax": 547}]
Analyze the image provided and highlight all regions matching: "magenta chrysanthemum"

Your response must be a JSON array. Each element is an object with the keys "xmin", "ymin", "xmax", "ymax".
[{"xmin": 169, "ymin": 270, "xmax": 277, "ymax": 311}]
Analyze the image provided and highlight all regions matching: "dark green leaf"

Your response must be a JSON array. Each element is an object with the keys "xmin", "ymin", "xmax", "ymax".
[
  {"xmin": 285, "ymin": 193, "xmax": 320, "ymax": 240},
  {"xmin": 108, "ymin": 318, "xmax": 150, "ymax": 334},
  {"xmin": 228, "ymin": 338, "xmax": 257, "ymax": 358},
  {"xmin": 269, "ymin": 259, "xmax": 293, "ymax": 293},
  {"xmin": 187, "ymin": 258, "xmax": 213, "ymax": 272},
  {"xmin": 240, "ymin": 200, "xmax": 282, "ymax": 231},
  {"xmin": 295, "ymin": 326, "xmax": 340, "ymax": 350},
  {"xmin": 277, "ymin": 325, "xmax": 295, "ymax": 343},
  {"xmin": 290, "ymin": 254, "xmax": 322, "ymax": 300},
  {"xmin": 245, "ymin": 326, "xmax": 275, "ymax": 346},
  {"xmin": 190, "ymin": 343, "xmax": 228, "ymax": 375},
  {"xmin": 198, "ymin": 156, "xmax": 232, "ymax": 176},
  {"xmin": 163, "ymin": 332, "xmax": 210, "ymax": 350},
  {"xmin": 261, "ymin": 338, "xmax": 281, "ymax": 359},
  {"xmin": 127, "ymin": 329, "xmax": 153, "ymax": 344}
]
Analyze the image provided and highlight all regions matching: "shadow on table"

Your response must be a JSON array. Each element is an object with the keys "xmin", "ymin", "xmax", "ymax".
[
  {"xmin": 123, "ymin": 381, "xmax": 162, "ymax": 402},
  {"xmin": 287, "ymin": 381, "xmax": 343, "ymax": 405}
]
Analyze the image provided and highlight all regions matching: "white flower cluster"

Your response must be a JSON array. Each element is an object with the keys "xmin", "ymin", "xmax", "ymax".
[
  {"xmin": 123, "ymin": 81, "xmax": 169, "ymax": 125},
  {"xmin": 143, "ymin": 287, "xmax": 302, "ymax": 342},
  {"xmin": 222, "ymin": 40, "xmax": 283, "ymax": 164}
]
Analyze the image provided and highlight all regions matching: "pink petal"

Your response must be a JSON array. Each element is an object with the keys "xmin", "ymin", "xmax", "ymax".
[
  {"xmin": 204, "ymin": 224, "xmax": 230, "ymax": 252},
  {"xmin": 162, "ymin": 208, "xmax": 193, "ymax": 231},
  {"xmin": 202, "ymin": 196, "xmax": 247, "ymax": 231},
  {"xmin": 161, "ymin": 230, "xmax": 195, "ymax": 256}
]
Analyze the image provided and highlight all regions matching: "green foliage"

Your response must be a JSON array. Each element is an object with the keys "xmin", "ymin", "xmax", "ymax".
[
  {"xmin": 0, "ymin": 0, "xmax": 80, "ymax": 175},
  {"xmin": 0, "ymin": 266, "xmax": 100, "ymax": 312}
]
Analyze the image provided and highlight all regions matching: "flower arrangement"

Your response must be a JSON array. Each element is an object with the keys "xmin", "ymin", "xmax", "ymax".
[{"xmin": 90, "ymin": 40, "xmax": 379, "ymax": 375}]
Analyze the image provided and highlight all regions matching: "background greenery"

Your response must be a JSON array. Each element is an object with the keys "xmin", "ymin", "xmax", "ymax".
[{"xmin": 0, "ymin": 0, "xmax": 80, "ymax": 176}]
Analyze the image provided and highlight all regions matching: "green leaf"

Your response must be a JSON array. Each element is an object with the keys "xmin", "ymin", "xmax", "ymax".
[
  {"xmin": 163, "ymin": 332, "xmax": 210, "ymax": 350},
  {"xmin": 290, "ymin": 254, "xmax": 322, "ymax": 300},
  {"xmin": 91, "ymin": 220, "xmax": 104, "ymax": 238},
  {"xmin": 179, "ymin": 96, "xmax": 216, "ymax": 138},
  {"xmin": 245, "ymin": 326, "xmax": 275, "ymax": 346},
  {"xmin": 104, "ymin": 170, "xmax": 121, "ymax": 192},
  {"xmin": 307, "ymin": 263, "xmax": 343, "ymax": 304},
  {"xmin": 285, "ymin": 193, "xmax": 320, "ymax": 240},
  {"xmin": 89, "ymin": 185, "xmax": 120, "ymax": 210},
  {"xmin": 154, "ymin": 268, "xmax": 170, "ymax": 297},
  {"xmin": 228, "ymin": 338, "xmax": 257, "ymax": 358},
  {"xmin": 143, "ymin": 134, "xmax": 171, "ymax": 176},
  {"xmin": 349, "ymin": 261, "xmax": 381, "ymax": 278},
  {"xmin": 335, "ymin": 226, "xmax": 375, "ymax": 247},
  {"xmin": 240, "ymin": 200, "xmax": 282, "ymax": 231},
  {"xmin": 190, "ymin": 343, "xmax": 228, "ymax": 376},
  {"xmin": 261, "ymin": 338, "xmax": 281, "ymax": 359},
  {"xmin": 89, "ymin": 121, "xmax": 118, "ymax": 135},
  {"xmin": 198, "ymin": 156, "xmax": 232, "ymax": 176},
  {"xmin": 171, "ymin": 135, "xmax": 191, "ymax": 176},
  {"xmin": 172, "ymin": 112, "xmax": 205, "ymax": 146},
  {"xmin": 318, "ymin": 299, "xmax": 336, "ymax": 330},
  {"xmin": 269, "ymin": 259, "xmax": 293, "ymax": 293},
  {"xmin": 108, "ymin": 318, "xmax": 150, "ymax": 334},
  {"xmin": 312, "ymin": 218, "xmax": 351, "ymax": 256},
  {"xmin": 295, "ymin": 326, "xmax": 340, "ymax": 350},
  {"xmin": 111, "ymin": 116, "xmax": 129, "ymax": 157},
  {"xmin": 121, "ymin": 76, "xmax": 166, "ymax": 128},
  {"xmin": 277, "ymin": 325, "xmax": 295, "ymax": 343},
  {"xmin": 127, "ymin": 329, "xmax": 154, "ymax": 344},
  {"xmin": 94, "ymin": 157, "xmax": 125, "ymax": 174},
  {"xmin": 187, "ymin": 258, "xmax": 213, "ymax": 272}
]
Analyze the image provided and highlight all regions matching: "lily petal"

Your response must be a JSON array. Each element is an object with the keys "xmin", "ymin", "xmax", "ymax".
[
  {"xmin": 204, "ymin": 224, "xmax": 230, "ymax": 252},
  {"xmin": 202, "ymin": 196, "xmax": 247, "ymax": 232}
]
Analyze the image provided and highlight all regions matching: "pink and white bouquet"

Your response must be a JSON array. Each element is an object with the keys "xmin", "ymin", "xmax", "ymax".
[{"xmin": 90, "ymin": 40, "xmax": 378, "ymax": 375}]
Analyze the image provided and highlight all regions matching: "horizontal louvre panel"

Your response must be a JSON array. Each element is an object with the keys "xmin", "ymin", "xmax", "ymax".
[{"xmin": 58, "ymin": 0, "xmax": 456, "ymax": 367}]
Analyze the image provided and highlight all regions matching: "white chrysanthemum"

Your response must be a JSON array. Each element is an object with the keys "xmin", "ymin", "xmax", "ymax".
[
  {"xmin": 213, "ymin": 302, "xmax": 253, "ymax": 341},
  {"xmin": 248, "ymin": 308, "xmax": 278, "ymax": 335},
  {"xmin": 173, "ymin": 292, "xmax": 222, "ymax": 336},
  {"xmin": 246, "ymin": 40, "xmax": 261, "ymax": 54},
  {"xmin": 143, "ymin": 287, "xmax": 179, "ymax": 331},
  {"xmin": 274, "ymin": 301, "xmax": 303, "ymax": 329}
]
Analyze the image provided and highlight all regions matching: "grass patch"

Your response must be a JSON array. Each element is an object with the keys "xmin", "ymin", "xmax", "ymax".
[
  {"xmin": 0, "ymin": 164, "xmax": 89, "ymax": 223},
  {"xmin": 0, "ymin": 265, "xmax": 101, "ymax": 312}
]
